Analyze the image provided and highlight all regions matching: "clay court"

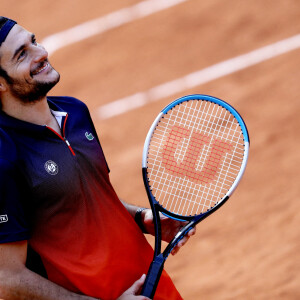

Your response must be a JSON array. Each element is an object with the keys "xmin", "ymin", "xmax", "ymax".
[{"xmin": 2, "ymin": 0, "xmax": 300, "ymax": 299}]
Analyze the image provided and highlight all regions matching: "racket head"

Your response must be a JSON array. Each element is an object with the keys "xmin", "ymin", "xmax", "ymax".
[{"xmin": 142, "ymin": 94, "xmax": 249, "ymax": 220}]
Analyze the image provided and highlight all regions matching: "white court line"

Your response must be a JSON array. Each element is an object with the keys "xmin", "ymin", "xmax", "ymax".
[
  {"xmin": 97, "ymin": 34, "xmax": 300, "ymax": 120},
  {"xmin": 41, "ymin": 0, "xmax": 188, "ymax": 55}
]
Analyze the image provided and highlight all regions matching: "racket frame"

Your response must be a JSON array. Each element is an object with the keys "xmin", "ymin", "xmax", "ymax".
[{"xmin": 141, "ymin": 94, "xmax": 249, "ymax": 298}]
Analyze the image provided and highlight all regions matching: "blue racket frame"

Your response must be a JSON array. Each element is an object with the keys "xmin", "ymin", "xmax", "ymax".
[{"xmin": 141, "ymin": 94, "xmax": 249, "ymax": 298}]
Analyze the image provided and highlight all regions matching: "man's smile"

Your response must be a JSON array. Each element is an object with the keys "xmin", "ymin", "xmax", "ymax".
[{"xmin": 31, "ymin": 61, "xmax": 49, "ymax": 76}]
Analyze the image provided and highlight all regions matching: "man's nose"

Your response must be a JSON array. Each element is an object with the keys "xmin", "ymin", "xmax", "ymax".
[{"xmin": 33, "ymin": 44, "xmax": 48, "ymax": 63}]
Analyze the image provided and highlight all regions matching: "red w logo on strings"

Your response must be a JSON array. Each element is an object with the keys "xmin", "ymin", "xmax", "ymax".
[{"xmin": 161, "ymin": 126, "xmax": 232, "ymax": 184}]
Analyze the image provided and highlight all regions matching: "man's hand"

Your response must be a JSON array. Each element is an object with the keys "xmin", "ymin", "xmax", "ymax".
[
  {"xmin": 117, "ymin": 274, "xmax": 150, "ymax": 300},
  {"xmin": 142, "ymin": 209, "xmax": 196, "ymax": 255}
]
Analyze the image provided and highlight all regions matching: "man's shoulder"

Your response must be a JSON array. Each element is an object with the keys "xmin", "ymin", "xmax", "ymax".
[{"xmin": 0, "ymin": 128, "xmax": 17, "ymax": 164}]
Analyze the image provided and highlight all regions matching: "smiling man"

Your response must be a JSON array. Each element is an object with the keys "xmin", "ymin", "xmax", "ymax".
[
  {"xmin": 0, "ymin": 17, "xmax": 195, "ymax": 300},
  {"xmin": 2, "ymin": 31, "xmax": 59, "ymax": 103}
]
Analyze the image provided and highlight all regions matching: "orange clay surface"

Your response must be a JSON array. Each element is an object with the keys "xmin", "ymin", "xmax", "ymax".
[{"xmin": 2, "ymin": 1, "xmax": 300, "ymax": 299}]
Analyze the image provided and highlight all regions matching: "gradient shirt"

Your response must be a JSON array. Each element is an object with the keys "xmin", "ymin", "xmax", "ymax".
[{"xmin": 0, "ymin": 96, "xmax": 181, "ymax": 299}]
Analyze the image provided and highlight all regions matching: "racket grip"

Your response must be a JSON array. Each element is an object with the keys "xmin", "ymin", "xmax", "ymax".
[{"xmin": 141, "ymin": 254, "xmax": 165, "ymax": 299}]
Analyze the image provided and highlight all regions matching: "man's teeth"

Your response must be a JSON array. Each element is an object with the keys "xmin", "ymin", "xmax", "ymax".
[{"xmin": 34, "ymin": 63, "xmax": 49, "ymax": 75}]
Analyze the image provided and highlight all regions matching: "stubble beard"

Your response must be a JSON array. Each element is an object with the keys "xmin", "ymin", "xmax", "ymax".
[{"xmin": 8, "ymin": 68, "xmax": 60, "ymax": 104}]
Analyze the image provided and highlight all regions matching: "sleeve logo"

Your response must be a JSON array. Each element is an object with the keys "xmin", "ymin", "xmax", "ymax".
[
  {"xmin": 0, "ymin": 215, "xmax": 8, "ymax": 223},
  {"xmin": 44, "ymin": 160, "xmax": 59, "ymax": 175}
]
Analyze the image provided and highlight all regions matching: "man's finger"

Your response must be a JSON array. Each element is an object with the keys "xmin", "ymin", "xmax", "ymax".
[
  {"xmin": 170, "ymin": 230, "xmax": 196, "ymax": 255},
  {"xmin": 188, "ymin": 227, "xmax": 196, "ymax": 236},
  {"xmin": 127, "ymin": 274, "xmax": 146, "ymax": 294}
]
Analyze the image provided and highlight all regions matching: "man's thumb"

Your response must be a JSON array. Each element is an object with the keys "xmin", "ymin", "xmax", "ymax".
[{"xmin": 129, "ymin": 274, "xmax": 146, "ymax": 295}]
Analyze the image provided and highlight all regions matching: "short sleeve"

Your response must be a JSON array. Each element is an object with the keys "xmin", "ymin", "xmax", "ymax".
[{"xmin": 0, "ymin": 158, "xmax": 30, "ymax": 243}]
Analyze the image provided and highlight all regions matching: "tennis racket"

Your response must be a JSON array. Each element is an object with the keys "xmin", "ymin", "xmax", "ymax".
[{"xmin": 141, "ymin": 94, "xmax": 249, "ymax": 299}]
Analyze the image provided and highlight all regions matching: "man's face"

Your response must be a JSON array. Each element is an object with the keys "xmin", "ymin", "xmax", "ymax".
[{"xmin": 0, "ymin": 24, "xmax": 60, "ymax": 103}]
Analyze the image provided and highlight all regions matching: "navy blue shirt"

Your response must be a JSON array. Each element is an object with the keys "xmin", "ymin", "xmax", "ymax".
[
  {"xmin": 0, "ymin": 96, "xmax": 108, "ymax": 244},
  {"xmin": 0, "ymin": 96, "xmax": 183, "ymax": 299}
]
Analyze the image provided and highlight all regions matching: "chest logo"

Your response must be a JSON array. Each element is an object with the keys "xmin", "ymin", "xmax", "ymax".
[
  {"xmin": 85, "ymin": 132, "xmax": 94, "ymax": 141},
  {"xmin": 0, "ymin": 215, "xmax": 8, "ymax": 223},
  {"xmin": 44, "ymin": 160, "xmax": 59, "ymax": 175}
]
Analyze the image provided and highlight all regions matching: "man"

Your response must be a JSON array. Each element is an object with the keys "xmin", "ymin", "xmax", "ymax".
[{"xmin": 0, "ymin": 17, "xmax": 195, "ymax": 299}]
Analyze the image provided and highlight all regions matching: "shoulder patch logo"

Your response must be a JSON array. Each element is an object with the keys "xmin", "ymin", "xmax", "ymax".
[
  {"xmin": 0, "ymin": 215, "xmax": 8, "ymax": 223},
  {"xmin": 44, "ymin": 160, "xmax": 59, "ymax": 175},
  {"xmin": 85, "ymin": 132, "xmax": 94, "ymax": 141}
]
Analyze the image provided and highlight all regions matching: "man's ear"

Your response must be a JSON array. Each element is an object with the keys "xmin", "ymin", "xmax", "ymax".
[{"xmin": 0, "ymin": 78, "xmax": 7, "ymax": 92}]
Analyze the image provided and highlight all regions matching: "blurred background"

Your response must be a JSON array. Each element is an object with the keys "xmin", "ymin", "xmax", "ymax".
[{"xmin": 2, "ymin": 1, "xmax": 300, "ymax": 298}]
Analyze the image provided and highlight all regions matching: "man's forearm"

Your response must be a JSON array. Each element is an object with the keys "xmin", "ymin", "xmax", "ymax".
[
  {"xmin": 120, "ymin": 200, "xmax": 147, "ymax": 219},
  {"xmin": 121, "ymin": 200, "xmax": 149, "ymax": 234},
  {"xmin": 0, "ymin": 266, "xmax": 97, "ymax": 300}
]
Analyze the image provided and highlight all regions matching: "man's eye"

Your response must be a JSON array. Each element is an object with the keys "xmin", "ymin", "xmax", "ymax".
[{"xmin": 18, "ymin": 50, "xmax": 26, "ymax": 60}]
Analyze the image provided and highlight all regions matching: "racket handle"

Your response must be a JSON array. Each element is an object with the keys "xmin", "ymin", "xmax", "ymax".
[{"xmin": 141, "ymin": 254, "xmax": 165, "ymax": 299}]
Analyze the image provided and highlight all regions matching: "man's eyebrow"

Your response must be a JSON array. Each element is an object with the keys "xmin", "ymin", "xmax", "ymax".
[{"xmin": 12, "ymin": 33, "xmax": 35, "ymax": 61}]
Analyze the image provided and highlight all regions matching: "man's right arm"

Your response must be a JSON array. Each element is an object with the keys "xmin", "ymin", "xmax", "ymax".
[
  {"xmin": 0, "ymin": 240, "xmax": 95, "ymax": 300},
  {"xmin": 0, "ymin": 241, "xmax": 149, "ymax": 300}
]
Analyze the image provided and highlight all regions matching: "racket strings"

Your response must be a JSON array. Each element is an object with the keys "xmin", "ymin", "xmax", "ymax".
[
  {"xmin": 147, "ymin": 100, "xmax": 245, "ymax": 216},
  {"xmin": 149, "ymin": 117, "xmax": 240, "ymax": 213}
]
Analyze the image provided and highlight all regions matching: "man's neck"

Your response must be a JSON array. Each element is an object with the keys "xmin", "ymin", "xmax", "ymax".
[
  {"xmin": 1, "ymin": 95, "xmax": 61, "ymax": 134},
  {"xmin": 2, "ymin": 95, "xmax": 51, "ymax": 124}
]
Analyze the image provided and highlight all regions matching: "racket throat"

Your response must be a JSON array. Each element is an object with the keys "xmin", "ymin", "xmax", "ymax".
[
  {"xmin": 141, "ymin": 254, "xmax": 165, "ymax": 299},
  {"xmin": 164, "ymin": 221, "xmax": 196, "ymax": 258}
]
